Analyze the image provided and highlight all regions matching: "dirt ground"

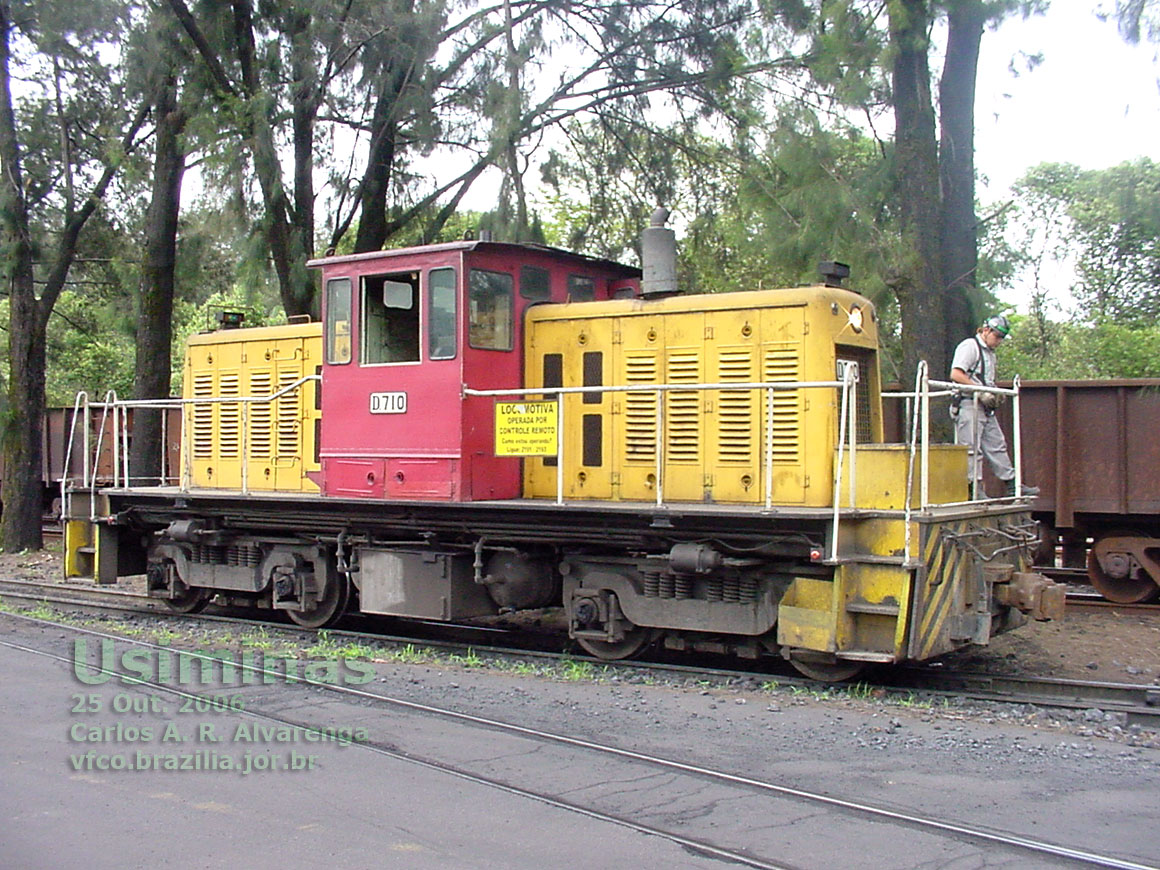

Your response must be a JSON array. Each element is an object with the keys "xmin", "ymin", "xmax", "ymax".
[{"xmin": 3, "ymin": 549, "xmax": 1158, "ymax": 686}]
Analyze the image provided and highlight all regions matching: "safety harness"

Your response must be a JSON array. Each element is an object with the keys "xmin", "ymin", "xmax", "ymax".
[{"xmin": 951, "ymin": 336, "xmax": 989, "ymax": 413}]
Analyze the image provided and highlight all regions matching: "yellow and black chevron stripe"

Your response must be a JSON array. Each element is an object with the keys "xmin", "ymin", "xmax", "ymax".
[{"xmin": 912, "ymin": 513, "xmax": 1033, "ymax": 659}]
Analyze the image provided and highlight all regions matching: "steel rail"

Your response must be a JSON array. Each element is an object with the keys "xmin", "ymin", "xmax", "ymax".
[
  {"xmin": 4, "ymin": 578, "xmax": 1159, "ymax": 726},
  {"xmin": 0, "ymin": 630, "xmax": 790, "ymax": 870},
  {"xmin": 1, "ymin": 612, "xmax": 1155, "ymax": 870}
]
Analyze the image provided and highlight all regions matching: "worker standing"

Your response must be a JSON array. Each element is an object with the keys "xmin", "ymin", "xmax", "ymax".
[{"xmin": 949, "ymin": 314, "xmax": 1039, "ymax": 499}]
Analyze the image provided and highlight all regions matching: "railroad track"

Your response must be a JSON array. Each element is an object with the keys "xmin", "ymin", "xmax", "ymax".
[
  {"xmin": 2, "ymin": 609, "xmax": 1157, "ymax": 869},
  {"xmin": 2, "ymin": 576, "xmax": 1158, "ymax": 728}
]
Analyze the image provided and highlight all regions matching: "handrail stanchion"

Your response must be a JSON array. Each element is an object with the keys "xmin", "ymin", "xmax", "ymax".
[
  {"xmin": 60, "ymin": 392, "xmax": 89, "ymax": 525},
  {"xmin": 82, "ymin": 396, "xmax": 91, "ymax": 493},
  {"xmin": 831, "ymin": 372, "xmax": 851, "ymax": 562},
  {"xmin": 1013, "ymin": 375, "xmax": 1022, "ymax": 495},
  {"xmin": 903, "ymin": 362, "xmax": 926, "ymax": 563},
  {"xmin": 848, "ymin": 375, "xmax": 857, "ymax": 507},
  {"xmin": 121, "ymin": 403, "xmax": 130, "ymax": 486},
  {"xmin": 764, "ymin": 386, "xmax": 773, "ymax": 511},
  {"xmin": 110, "ymin": 396, "xmax": 119, "ymax": 489},
  {"xmin": 655, "ymin": 388, "xmax": 664, "ymax": 507},
  {"xmin": 920, "ymin": 371, "xmax": 930, "ymax": 509},
  {"xmin": 241, "ymin": 399, "xmax": 249, "ymax": 495},
  {"xmin": 556, "ymin": 395, "xmax": 564, "ymax": 506},
  {"xmin": 160, "ymin": 404, "xmax": 169, "ymax": 486},
  {"xmin": 181, "ymin": 396, "xmax": 192, "ymax": 492}
]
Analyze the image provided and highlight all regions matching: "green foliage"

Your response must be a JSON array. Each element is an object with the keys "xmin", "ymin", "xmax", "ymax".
[
  {"xmin": 538, "ymin": 113, "xmax": 913, "ymax": 374},
  {"xmin": 1011, "ymin": 159, "xmax": 1160, "ymax": 325},
  {"xmin": 1001, "ymin": 312, "xmax": 1160, "ymax": 380}
]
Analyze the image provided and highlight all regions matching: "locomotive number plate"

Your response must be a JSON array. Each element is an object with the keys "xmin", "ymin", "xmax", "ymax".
[{"xmin": 369, "ymin": 391, "xmax": 408, "ymax": 414}]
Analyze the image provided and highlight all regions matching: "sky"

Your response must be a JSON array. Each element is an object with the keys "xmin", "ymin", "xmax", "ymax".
[
  {"xmin": 974, "ymin": 4, "xmax": 1160, "ymax": 202},
  {"xmin": 971, "ymin": 4, "xmax": 1159, "ymax": 313}
]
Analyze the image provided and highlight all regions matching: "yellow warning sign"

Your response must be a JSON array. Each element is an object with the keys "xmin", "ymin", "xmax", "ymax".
[{"xmin": 495, "ymin": 401, "xmax": 558, "ymax": 456}]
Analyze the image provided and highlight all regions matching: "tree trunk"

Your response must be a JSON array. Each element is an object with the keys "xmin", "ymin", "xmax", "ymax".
[
  {"xmin": 231, "ymin": 0, "xmax": 315, "ymax": 317},
  {"xmin": 0, "ymin": 0, "xmax": 44, "ymax": 550},
  {"xmin": 889, "ymin": 0, "xmax": 947, "ymax": 387},
  {"xmin": 132, "ymin": 74, "xmax": 187, "ymax": 486},
  {"xmin": 353, "ymin": 90, "xmax": 402, "ymax": 252},
  {"xmin": 289, "ymin": 8, "xmax": 315, "ymax": 262},
  {"xmin": 939, "ymin": 0, "xmax": 986, "ymax": 345}
]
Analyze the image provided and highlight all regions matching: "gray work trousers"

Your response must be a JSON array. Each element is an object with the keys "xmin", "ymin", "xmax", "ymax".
[{"xmin": 951, "ymin": 403, "xmax": 1014, "ymax": 484}]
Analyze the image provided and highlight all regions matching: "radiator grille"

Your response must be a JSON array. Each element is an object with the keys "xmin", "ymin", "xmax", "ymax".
[
  {"xmin": 217, "ymin": 373, "xmax": 240, "ymax": 458},
  {"xmin": 763, "ymin": 345, "xmax": 801, "ymax": 464},
  {"xmin": 624, "ymin": 353, "xmax": 658, "ymax": 459},
  {"xmin": 836, "ymin": 345, "xmax": 877, "ymax": 444},
  {"xmin": 716, "ymin": 349, "xmax": 754, "ymax": 464},
  {"xmin": 665, "ymin": 351, "xmax": 700, "ymax": 461},
  {"xmin": 249, "ymin": 370, "xmax": 272, "ymax": 458},
  {"xmin": 192, "ymin": 373, "xmax": 215, "ymax": 459},
  {"xmin": 277, "ymin": 368, "xmax": 300, "ymax": 457}
]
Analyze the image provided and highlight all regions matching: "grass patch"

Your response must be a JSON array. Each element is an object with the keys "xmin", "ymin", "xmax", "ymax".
[
  {"xmin": 240, "ymin": 625, "xmax": 276, "ymax": 651},
  {"xmin": 25, "ymin": 599, "xmax": 60, "ymax": 620},
  {"xmin": 379, "ymin": 643, "xmax": 436, "ymax": 665},
  {"xmin": 304, "ymin": 630, "xmax": 380, "ymax": 661},
  {"xmin": 446, "ymin": 648, "xmax": 485, "ymax": 668},
  {"xmin": 559, "ymin": 658, "xmax": 600, "ymax": 682}
]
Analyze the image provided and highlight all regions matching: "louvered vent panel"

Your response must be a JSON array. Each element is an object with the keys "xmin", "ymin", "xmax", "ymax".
[
  {"xmin": 665, "ymin": 351, "xmax": 700, "ymax": 461},
  {"xmin": 624, "ymin": 353, "xmax": 658, "ymax": 459},
  {"xmin": 717, "ymin": 349, "xmax": 754, "ymax": 463},
  {"xmin": 277, "ymin": 369, "xmax": 300, "ymax": 457},
  {"xmin": 192, "ymin": 373, "xmax": 215, "ymax": 459},
  {"xmin": 763, "ymin": 347, "xmax": 801, "ymax": 463},
  {"xmin": 249, "ymin": 370, "xmax": 272, "ymax": 459},
  {"xmin": 217, "ymin": 373, "xmax": 240, "ymax": 458}
]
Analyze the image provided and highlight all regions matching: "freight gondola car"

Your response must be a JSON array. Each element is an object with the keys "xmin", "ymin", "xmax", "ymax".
[
  {"xmin": 1001, "ymin": 381, "xmax": 1159, "ymax": 603},
  {"xmin": 62, "ymin": 217, "xmax": 1062, "ymax": 680},
  {"xmin": 884, "ymin": 380, "xmax": 1160, "ymax": 603},
  {"xmin": 0, "ymin": 406, "xmax": 180, "ymax": 523}
]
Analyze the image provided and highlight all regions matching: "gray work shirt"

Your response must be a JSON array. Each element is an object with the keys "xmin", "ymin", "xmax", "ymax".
[{"xmin": 950, "ymin": 336, "xmax": 997, "ymax": 387}]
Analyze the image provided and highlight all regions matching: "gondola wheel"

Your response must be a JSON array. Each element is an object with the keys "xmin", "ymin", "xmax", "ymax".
[
  {"xmin": 287, "ymin": 574, "xmax": 351, "ymax": 628},
  {"xmin": 165, "ymin": 585, "xmax": 211, "ymax": 614},
  {"xmin": 575, "ymin": 626, "xmax": 656, "ymax": 661},
  {"xmin": 1087, "ymin": 531, "xmax": 1160, "ymax": 604},
  {"xmin": 788, "ymin": 653, "xmax": 865, "ymax": 683}
]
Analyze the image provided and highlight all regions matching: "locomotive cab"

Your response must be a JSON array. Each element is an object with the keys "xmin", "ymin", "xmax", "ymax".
[{"xmin": 308, "ymin": 242, "xmax": 640, "ymax": 501}]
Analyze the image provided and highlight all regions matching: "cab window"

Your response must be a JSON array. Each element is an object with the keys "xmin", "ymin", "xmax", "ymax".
[
  {"xmin": 469, "ymin": 269, "xmax": 513, "ymax": 351},
  {"xmin": 325, "ymin": 277, "xmax": 352, "ymax": 365},
  {"xmin": 520, "ymin": 265, "xmax": 551, "ymax": 301},
  {"xmin": 362, "ymin": 272, "xmax": 420, "ymax": 364},
  {"xmin": 428, "ymin": 267, "xmax": 457, "ymax": 360},
  {"xmin": 567, "ymin": 274, "xmax": 596, "ymax": 301}
]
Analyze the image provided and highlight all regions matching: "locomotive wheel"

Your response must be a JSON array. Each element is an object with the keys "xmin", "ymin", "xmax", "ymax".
[
  {"xmin": 1087, "ymin": 531, "xmax": 1160, "ymax": 604},
  {"xmin": 287, "ymin": 574, "xmax": 350, "ymax": 629},
  {"xmin": 164, "ymin": 586, "xmax": 211, "ymax": 614},
  {"xmin": 788, "ymin": 654, "xmax": 865, "ymax": 683},
  {"xmin": 575, "ymin": 626, "xmax": 655, "ymax": 661}
]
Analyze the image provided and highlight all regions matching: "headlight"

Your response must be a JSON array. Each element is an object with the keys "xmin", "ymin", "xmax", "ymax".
[{"xmin": 848, "ymin": 305, "xmax": 864, "ymax": 332}]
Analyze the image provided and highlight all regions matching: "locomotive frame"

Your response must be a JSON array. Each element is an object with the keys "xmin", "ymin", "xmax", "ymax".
[{"xmin": 61, "ymin": 229, "xmax": 1063, "ymax": 680}]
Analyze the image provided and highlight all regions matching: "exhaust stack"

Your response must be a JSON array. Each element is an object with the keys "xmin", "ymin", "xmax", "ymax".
[{"xmin": 640, "ymin": 207, "xmax": 679, "ymax": 298}]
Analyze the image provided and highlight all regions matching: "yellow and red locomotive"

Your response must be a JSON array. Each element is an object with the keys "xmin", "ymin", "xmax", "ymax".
[{"xmin": 64, "ymin": 218, "xmax": 1062, "ymax": 679}]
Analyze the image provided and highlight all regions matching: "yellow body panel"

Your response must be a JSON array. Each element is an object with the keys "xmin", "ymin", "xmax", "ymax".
[
  {"xmin": 776, "ymin": 577, "xmax": 839, "ymax": 652},
  {"xmin": 849, "ymin": 444, "xmax": 969, "ymax": 509},
  {"xmin": 524, "ymin": 287, "xmax": 881, "ymax": 505},
  {"xmin": 183, "ymin": 323, "xmax": 322, "ymax": 492}
]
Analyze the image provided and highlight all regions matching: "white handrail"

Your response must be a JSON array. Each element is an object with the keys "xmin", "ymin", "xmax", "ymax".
[
  {"xmin": 78, "ymin": 375, "xmax": 319, "ymax": 495},
  {"xmin": 58, "ymin": 392, "xmax": 90, "ymax": 523}
]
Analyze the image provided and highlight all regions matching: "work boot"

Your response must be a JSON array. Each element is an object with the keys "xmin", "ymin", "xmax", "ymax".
[{"xmin": 1003, "ymin": 478, "xmax": 1039, "ymax": 497}]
